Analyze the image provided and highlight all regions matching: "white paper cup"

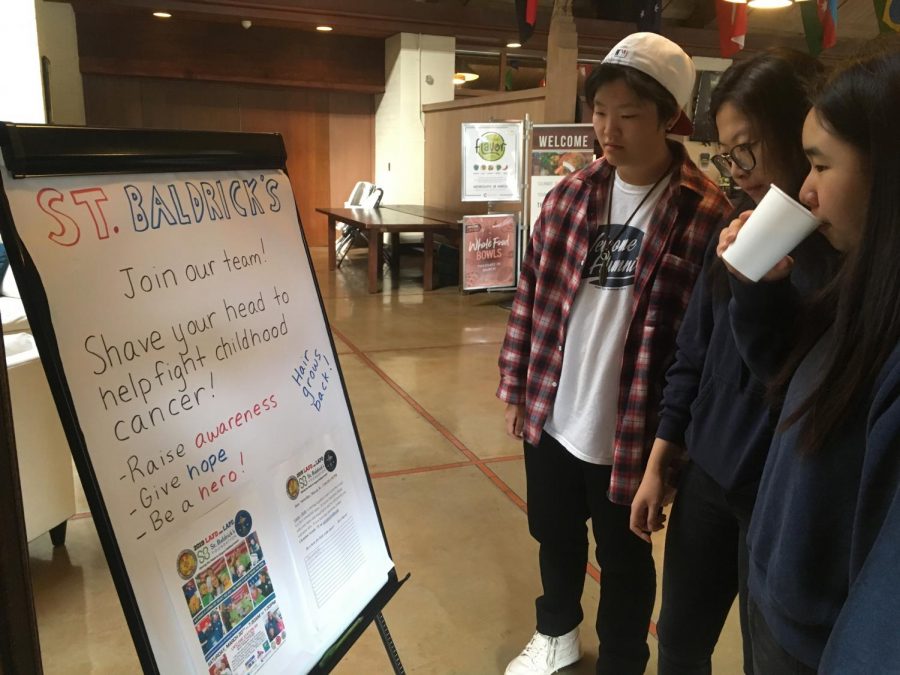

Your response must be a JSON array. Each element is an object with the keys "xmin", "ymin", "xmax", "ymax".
[{"xmin": 722, "ymin": 184, "xmax": 820, "ymax": 282}]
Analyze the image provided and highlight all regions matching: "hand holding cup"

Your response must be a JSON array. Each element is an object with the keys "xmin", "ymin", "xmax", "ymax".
[
  {"xmin": 716, "ymin": 211, "xmax": 794, "ymax": 283},
  {"xmin": 716, "ymin": 184, "xmax": 819, "ymax": 283}
]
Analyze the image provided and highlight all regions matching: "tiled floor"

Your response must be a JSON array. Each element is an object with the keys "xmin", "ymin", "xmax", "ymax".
[{"xmin": 26, "ymin": 245, "xmax": 744, "ymax": 673}]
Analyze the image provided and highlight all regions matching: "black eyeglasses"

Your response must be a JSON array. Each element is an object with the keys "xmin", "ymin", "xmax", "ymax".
[{"xmin": 711, "ymin": 141, "xmax": 758, "ymax": 177}]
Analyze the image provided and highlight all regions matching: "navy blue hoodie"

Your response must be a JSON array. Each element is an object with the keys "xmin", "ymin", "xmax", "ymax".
[
  {"xmin": 656, "ymin": 206, "xmax": 831, "ymax": 492},
  {"xmin": 730, "ymin": 276, "xmax": 900, "ymax": 672}
]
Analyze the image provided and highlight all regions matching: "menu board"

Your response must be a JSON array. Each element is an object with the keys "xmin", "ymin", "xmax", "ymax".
[{"xmin": 0, "ymin": 130, "xmax": 395, "ymax": 674}]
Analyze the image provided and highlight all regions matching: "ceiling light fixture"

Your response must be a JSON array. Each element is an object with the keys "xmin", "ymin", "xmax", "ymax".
[
  {"xmin": 153, "ymin": 11, "xmax": 172, "ymax": 18},
  {"xmin": 507, "ymin": 41, "xmax": 522, "ymax": 49},
  {"xmin": 453, "ymin": 72, "xmax": 479, "ymax": 85},
  {"xmin": 316, "ymin": 25, "xmax": 334, "ymax": 32}
]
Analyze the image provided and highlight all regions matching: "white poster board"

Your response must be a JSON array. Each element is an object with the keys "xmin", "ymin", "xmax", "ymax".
[
  {"xmin": 461, "ymin": 122, "xmax": 523, "ymax": 202},
  {"xmin": 0, "ymin": 156, "xmax": 394, "ymax": 674}
]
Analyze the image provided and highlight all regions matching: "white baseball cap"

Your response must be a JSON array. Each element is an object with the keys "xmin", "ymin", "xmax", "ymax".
[{"xmin": 601, "ymin": 32, "xmax": 696, "ymax": 135}]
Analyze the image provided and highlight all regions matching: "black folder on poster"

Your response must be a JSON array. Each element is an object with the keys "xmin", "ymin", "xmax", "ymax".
[{"xmin": 0, "ymin": 123, "xmax": 406, "ymax": 674}]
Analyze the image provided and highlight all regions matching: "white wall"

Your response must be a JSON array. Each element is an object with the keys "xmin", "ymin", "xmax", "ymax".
[
  {"xmin": 34, "ymin": 0, "xmax": 85, "ymax": 125},
  {"xmin": 375, "ymin": 33, "xmax": 455, "ymax": 204},
  {"xmin": 0, "ymin": 0, "xmax": 45, "ymax": 123}
]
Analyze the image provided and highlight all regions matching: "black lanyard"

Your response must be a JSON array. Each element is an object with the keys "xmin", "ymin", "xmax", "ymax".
[
  {"xmin": 605, "ymin": 165, "xmax": 673, "ymax": 229},
  {"xmin": 598, "ymin": 164, "xmax": 673, "ymax": 287}
]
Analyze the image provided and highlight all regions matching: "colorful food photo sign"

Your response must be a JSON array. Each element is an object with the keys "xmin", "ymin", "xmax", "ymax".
[
  {"xmin": 529, "ymin": 124, "xmax": 597, "ymax": 232},
  {"xmin": 461, "ymin": 122, "xmax": 524, "ymax": 202},
  {"xmin": 461, "ymin": 213, "xmax": 518, "ymax": 291}
]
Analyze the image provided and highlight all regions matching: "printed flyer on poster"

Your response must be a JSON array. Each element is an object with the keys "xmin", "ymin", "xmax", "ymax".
[
  {"xmin": 529, "ymin": 124, "xmax": 597, "ymax": 232},
  {"xmin": 159, "ymin": 495, "xmax": 294, "ymax": 675},
  {"xmin": 461, "ymin": 214, "xmax": 518, "ymax": 291},
  {"xmin": 273, "ymin": 437, "xmax": 389, "ymax": 632},
  {"xmin": 0, "ymin": 157, "xmax": 395, "ymax": 673},
  {"xmin": 461, "ymin": 122, "xmax": 523, "ymax": 202}
]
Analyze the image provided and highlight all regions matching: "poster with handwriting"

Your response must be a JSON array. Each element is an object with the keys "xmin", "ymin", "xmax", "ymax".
[{"xmin": 0, "ymin": 158, "xmax": 394, "ymax": 674}]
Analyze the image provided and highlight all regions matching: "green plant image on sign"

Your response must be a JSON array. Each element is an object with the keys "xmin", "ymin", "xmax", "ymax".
[{"xmin": 476, "ymin": 132, "xmax": 506, "ymax": 161}]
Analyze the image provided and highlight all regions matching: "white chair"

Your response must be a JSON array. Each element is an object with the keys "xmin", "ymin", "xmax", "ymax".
[
  {"xmin": 344, "ymin": 181, "xmax": 375, "ymax": 208},
  {"xmin": 336, "ymin": 183, "xmax": 386, "ymax": 268},
  {"xmin": 335, "ymin": 181, "xmax": 375, "ymax": 267},
  {"xmin": 360, "ymin": 186, "xmax": 383, "ymax": 209}
]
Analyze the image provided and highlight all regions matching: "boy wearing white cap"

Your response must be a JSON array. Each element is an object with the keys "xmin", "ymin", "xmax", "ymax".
[{"xmin": 499, "ymin": 32, "xmax": 729, "ymax": 675}]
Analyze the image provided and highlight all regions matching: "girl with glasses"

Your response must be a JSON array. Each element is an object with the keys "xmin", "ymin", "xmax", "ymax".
[
  {"xmin": 710, "ymin": 141, "xmax": 757, "ymax": 188},
  {"xmin": 630, "ymin": 49, "xmax": 832, "ymax": 674},
  {"xmin": 717, "ymin": 46, "xmax": 900, "ymax": 674}
]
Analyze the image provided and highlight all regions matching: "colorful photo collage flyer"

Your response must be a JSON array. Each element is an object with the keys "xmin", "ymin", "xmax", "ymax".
[{"xmin": 175, "ymin": 510, "xmax": 287, "ymax": 674}]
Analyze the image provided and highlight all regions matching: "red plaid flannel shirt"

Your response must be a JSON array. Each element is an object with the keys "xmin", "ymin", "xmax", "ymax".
[{"xmin": 498, "ymin": 143, "xmax": 730, "ymax": 504}]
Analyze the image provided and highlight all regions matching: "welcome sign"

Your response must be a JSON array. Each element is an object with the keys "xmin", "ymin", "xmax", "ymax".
[{"xmin": 529, "ymin": 123, "xmax": 596, "ymax": 232}]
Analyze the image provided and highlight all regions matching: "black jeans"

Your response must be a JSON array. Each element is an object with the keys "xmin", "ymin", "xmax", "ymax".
[
  {"xmin": 524, "ymin": 431, "xmax": 655, "ymax": 675},
  {"xmin": 748, "ymin": 599, "xmax": 816, "ymax": 675},
  {"xmin": 657, "ymin": 462, "xmax": 756, "ymax": 675}
]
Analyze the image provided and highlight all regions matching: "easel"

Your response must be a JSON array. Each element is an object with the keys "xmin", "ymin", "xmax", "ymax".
[{"xmin": 0, "ymin": 122, "xmax": 408, "ymax": 674}]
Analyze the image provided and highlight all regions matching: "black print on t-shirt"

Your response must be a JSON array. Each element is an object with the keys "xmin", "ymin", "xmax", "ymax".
[{"xmin": 582, "ymin": 224, "xmax": 644, "ymax": 289}]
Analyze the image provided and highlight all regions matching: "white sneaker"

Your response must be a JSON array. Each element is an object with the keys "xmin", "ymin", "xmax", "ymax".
[{"xmin": 504, "ymin": 628, "xmax": 582, "ymax": 675}]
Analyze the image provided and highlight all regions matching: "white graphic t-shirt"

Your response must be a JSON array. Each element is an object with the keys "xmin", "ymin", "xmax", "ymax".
[{"xmin": 544, "ymin": 172, "xmax": 667, "ymax": 464}]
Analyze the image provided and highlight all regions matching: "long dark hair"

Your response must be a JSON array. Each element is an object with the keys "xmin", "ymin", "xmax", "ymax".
[
  {"xmin": 778, "ymin": 47, "xmax": 900, "ymax": 453},
  {"xmin": 707, "ymin": 49, "xmax": 824, "ymax": 296},
  {"xmin": 710, "ymin": 48, "xmax": 824, "ymax": 198}
]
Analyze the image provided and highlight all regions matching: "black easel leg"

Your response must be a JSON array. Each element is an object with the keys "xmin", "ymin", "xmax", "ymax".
[
  {"xmin": 375, "ymin": 612, "xmax": 405, "ymax": 675},
  {"xmin": 49, "ymin": 520, "xmax": 67, "ymax": 547}
]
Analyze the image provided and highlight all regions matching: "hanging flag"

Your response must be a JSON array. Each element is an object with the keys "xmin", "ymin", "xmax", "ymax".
[
  {"xmin": 715, "ymin": 0, "xmax": 748, "ymax": 58},
  {"xmin": 874, "ymin": 0, "xmax": 900, "ymax": 32},
  {"xmin": 514, "ymin": 0, "xmax": 539, "ymax": 44},
  {"xmin": 801, "ymin": 0, "xmax": 838, "ymax": 55},
  {"xmin": 637, "ymin": 0, "xmax": 663, "ymax": 33}
]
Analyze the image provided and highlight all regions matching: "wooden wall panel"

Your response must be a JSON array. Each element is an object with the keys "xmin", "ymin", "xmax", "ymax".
[
  {"xmin": 83, "ymin": 75, "xmax": 375, "ymax": 246},
  {"xmin": 138, "ymin": 79, "xmax": 242, "ymax": 131},
  {"xmin": 238, "ymin": 87, "xmax": 333, "ymax": 244},
  {"xmin": 423, "ymin": 90, "xmax": 547, "ymax": 214},
  {"xmin": 328, "ymin": 92, "xmax": 376, "ymax": 206},
  {"xmin": 83, "ymin": 75, "xmax": 143, "ymax": 127},
  {"xmin": 75, "ymin": 11, "xmax": 384, "ymax": 93}
]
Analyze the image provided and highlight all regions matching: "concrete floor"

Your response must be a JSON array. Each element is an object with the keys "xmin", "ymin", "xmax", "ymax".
[{"xmin": 27, "ymin": 245, "xmax": 744, "ymax": 674}]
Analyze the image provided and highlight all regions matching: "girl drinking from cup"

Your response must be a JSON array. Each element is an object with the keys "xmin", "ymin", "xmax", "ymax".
[
  {"xmin": 630, "ymin": 49, "xmax": 831, "ymax": 674},
  {"xmin": 717, "ymin": 46, "xmax": 900, "ymax": 673}
]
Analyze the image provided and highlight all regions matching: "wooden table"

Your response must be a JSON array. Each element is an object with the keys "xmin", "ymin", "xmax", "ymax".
[{"xmin": 316, "ymin": 204, "xmax": 463, "ymax": 293}]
